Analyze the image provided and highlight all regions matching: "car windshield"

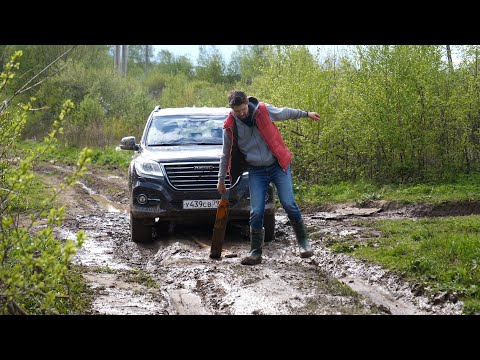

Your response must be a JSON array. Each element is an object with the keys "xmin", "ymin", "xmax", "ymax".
[{"xmin": 145, "ymin": 115, "xmax": 225, "ymax": 146}]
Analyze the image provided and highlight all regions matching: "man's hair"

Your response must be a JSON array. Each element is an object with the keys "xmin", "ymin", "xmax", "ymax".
[{"xmin": 228, "ymin": 90, "xmax": 248, "ymax": 108}]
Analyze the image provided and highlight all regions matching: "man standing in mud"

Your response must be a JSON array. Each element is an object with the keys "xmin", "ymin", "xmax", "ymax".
[{"xmin": 217, "ymin": 90, "xmax": 321, "ymax": 265}]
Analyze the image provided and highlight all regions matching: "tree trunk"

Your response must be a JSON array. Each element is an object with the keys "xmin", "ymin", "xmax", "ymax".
[
  {"xmin": 446, "ymin": 45, "xmax": 454, "ymax": 72},
  {"xmin": 114, "ymin": 45, "xmax": 120, "ymax": 72},
  {"xmin": 121, "ymin": 45, "xmax": 128, "ymax": 77},
  {"xmin": 144, "ymin": 45, "xmax": 149, "ymax": 75}
]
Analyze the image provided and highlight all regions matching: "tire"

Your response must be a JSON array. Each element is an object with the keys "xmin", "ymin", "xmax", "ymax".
[
  {"xmin": 130, "ymin": 214, "xmax": 152, "ymax": 243},
  {"xmin": 264, "ymin": 212, "xmax": 275, "ymax": 242}
]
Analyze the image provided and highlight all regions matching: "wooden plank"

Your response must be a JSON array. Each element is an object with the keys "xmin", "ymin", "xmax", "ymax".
[{"xmin": 210, "ymin": 191, "xmax": 229, "ymax": 259}]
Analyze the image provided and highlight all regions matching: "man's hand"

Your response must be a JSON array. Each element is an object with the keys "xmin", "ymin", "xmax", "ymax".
[
  {"xmin": 217, "ymin": 181, "xmax": 227, "ymax": 195},
  {"xmin": 307, "ymin": 111, "xmax": 321, "ymax": 121}
]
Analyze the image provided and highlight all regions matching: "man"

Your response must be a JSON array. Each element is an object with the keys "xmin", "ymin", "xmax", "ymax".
[{"xmin": 217, "ymin": 90, "xmax": 321, "ymax": 265}]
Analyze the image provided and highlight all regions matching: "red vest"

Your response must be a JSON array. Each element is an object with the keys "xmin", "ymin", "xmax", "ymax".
[{"xmin": 224, "ymin": 102, "xmax": 292, "ymax": 183}]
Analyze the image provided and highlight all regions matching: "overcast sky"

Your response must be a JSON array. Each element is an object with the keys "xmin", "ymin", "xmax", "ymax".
[
  {"xmin": 153, "ymin": 45, "xmax": 350, "ymax": 64},
  {"xmin": 154, "ymin": 45, "xmax": 237, "ymax": 63}
]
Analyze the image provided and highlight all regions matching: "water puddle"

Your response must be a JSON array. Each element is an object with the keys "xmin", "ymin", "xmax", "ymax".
[
  {"xmin": 61, "ymin": 216, "xmax": 166, "ymax": 315},
  {"xmin": 61, "ymin": 228, "xmax": 131, "ymax": 271},
  {"xmin": 77, "ymin": 180, "xmax": 129, "ymax": 214},
  {"xmin": 90, "ymin": 194, "xmax": 129, "ymax": 213},
  {"xmin": 83, "ymin": 273, "xmax": 166, "ymax": 315}
]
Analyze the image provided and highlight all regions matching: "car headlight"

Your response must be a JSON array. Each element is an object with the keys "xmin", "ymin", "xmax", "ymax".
[{"xmin": 135, "ymin": 158, "xmax": 164, "ymax": 178}]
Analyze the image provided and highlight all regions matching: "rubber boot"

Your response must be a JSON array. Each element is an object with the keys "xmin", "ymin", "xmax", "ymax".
[
  {"xmin": 241, "ymin": 227, "xmax": 264, "ymax": 265},
  {"xmin": 290, "ymin": 218, "xmax": 314, "ymax": 258}
]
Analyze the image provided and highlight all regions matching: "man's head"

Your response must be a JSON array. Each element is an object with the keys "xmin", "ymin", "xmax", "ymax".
[{"xmin": 228, "ymin": 90, "xmax": 249, "ymax": 120}]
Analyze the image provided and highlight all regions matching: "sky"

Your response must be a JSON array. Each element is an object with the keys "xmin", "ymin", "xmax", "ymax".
[
  {"xmin": 153, "ymin": 45, "xmax": 350, "ymax": 64},
  {"xmin": 153, "ymin": 45, "xmax": 463, "ymax": 66},
  {"xmin": 154, "ymin": 45, "xmax": 237, "ymax": 64}
]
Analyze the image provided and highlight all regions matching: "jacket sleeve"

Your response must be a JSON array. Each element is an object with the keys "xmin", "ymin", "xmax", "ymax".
[
  {"xmin": 265, "ymin": 103, "xmax": 308, "ymax": 121},
  {"xmin": 218, "ymin": 129, "xmax": 231, "ymax": 182}
]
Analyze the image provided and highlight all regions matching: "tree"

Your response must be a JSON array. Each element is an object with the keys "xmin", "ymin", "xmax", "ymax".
[
  {"xmin": 228, "ymin": 45, "xmax": 270, "ymax": 84},
  {"xmin": 127, "ymin": 45, "xmax": 154, "ymax": 75},
  {"xmin": 155, "ymin": 50, "xmax": 194, "ymax": 77},
  {"xmin": 196, "ymin": 46, "xmax": 226, "ymax": 84}
]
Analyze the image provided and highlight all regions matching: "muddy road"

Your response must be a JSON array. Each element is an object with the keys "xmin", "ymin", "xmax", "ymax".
[{"xmin": 36, "ymin": 162, "xmax": 464, "ymax": 315}]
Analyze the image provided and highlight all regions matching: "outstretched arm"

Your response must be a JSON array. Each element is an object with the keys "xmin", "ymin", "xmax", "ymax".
[{"xmin": 266, "ymin": 103, "xmax": 320, "ymax": 122}]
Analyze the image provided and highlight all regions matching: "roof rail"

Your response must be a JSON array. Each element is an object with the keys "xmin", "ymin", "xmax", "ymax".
[{"xmin": 153, "ymin": 105, "xmax": 162, "ymax": 111}]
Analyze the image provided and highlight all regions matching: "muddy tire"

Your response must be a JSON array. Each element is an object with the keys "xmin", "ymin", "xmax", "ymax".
[
  {"xmin": 264, "ymin": 212, "xmax": 275, "ymax": 242},
  {"xmin": 130, "ymin": 215, "xmax": 152, "ymax": 243}
]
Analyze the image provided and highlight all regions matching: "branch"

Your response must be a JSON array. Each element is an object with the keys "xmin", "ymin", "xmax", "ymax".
[
  {"xmin": 7, "ymin": 300, "xmax": 27, "ymax": 315},
  {"xmin": 13, "ymin": 103, "xmax": 50, "ymax": 112},
  {"xmin": 288, "ymin": 129, "xmax": 305, "ymax": 137},
  {"xmin": 28, "ymin": 106, "xmax": 50, "ymax": 112},
  {"xmin": 16, "ymin": 62, "xmax": 69, "ymax": 95},
  {"xmin": 0, "ymin": 45, "xmax": 10, "ymax": 64},
  {"xmin": 14, "ymin": 46, "xmax": 76, "ymax": 95},
  {"xmin": 0, "ymin": 46, "xmax": 76, "ymax": 113}
]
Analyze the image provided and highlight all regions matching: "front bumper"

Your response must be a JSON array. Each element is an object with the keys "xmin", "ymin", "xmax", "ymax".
[{"xmin": 130, "ymin": 174, "xmax": 275, "ymax": 223}]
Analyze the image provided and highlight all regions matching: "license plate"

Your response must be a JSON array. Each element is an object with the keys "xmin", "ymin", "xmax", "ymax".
[{"xmin": 183, "ymin": 199, "xmax": 220, "ymax": 209}]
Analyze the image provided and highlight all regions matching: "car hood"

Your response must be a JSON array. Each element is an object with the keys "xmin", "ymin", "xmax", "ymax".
[{"xmin": 140, "ymin": 145, "xmax": 223, "ymax": 163}]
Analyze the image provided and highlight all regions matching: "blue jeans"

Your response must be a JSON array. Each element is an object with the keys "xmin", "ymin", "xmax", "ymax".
[{"xmin": 248, "ymin": 161, "xmax": 302, "ymax": 230}]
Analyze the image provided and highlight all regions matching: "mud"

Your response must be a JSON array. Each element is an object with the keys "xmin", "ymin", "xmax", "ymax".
[{"xmin": 35, "ymin": 162, "xmax": 465, "ymax": 315}]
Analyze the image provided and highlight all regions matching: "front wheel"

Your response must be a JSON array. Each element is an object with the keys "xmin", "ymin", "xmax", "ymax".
[
  {"xmin": 130, "ymin": 214, "xmax": 152, "ymax": 243},
  {"xmin": 264, "ymin": 212, "xmax": 275, "ymax": 242}
]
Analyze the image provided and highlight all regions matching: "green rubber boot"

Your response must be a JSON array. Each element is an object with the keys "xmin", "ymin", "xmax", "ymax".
[
  {"xmin": 290, "ymin": 218, "xmax": 314, "ymax": 258},
  {"xmin": 241, "ymin": 227, "xmax": 264, "ymax": 265}
]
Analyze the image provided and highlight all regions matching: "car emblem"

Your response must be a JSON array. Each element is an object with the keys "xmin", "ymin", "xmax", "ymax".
[{"xmin": 194, "ymin": 165, "xmax": 215, "ymax": 170}]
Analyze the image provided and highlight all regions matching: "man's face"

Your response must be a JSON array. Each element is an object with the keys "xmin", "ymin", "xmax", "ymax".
[{"xmin": 232, "ymin": 103, "xmax": 249, "ymax": 120}]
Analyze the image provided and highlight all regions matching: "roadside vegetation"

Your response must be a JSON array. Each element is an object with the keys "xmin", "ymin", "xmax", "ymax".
[
  {"xmin": 295, "ymin": 174, "xmax": 480, "ymax": 205},
  {"xmin": 1, "ymin": 50, "xmax": 93, "ymax": 314},
  {"xmin": 329, "ymin": 216, "xmax": 480, "ymax": 314},
  {"xmin": 2, "ymin": 44, "xmax": 480, "ymax": 314}
]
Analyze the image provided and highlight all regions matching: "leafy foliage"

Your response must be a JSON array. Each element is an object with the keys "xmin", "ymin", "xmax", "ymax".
[
  {"xmin": 10, "ymin": 44, "xmax": 480, "ymax": 186},
  {"xmin": 0, "ymin": 51, "xmax": 92, "ymax": 314},
  {"xmin": 252, "ymin": 45, "xmax": 480, "ymax": 185}
]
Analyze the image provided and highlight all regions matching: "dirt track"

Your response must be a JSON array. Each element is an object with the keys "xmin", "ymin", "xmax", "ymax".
[{"xmin": 36, "ymin": 162, "xmax": 464, "ymax": 315}]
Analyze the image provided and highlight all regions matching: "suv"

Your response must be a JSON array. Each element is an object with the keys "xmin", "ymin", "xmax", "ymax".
[{"xmin": 120, "ymin": 106, "xmax": 276, "ymax": 243}]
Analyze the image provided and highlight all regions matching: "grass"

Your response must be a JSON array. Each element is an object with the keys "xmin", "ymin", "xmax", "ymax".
[
  {"xmin": 295, "ymin": 175, "xmax": 480, "ymax": 206},
  {"xmin": 61, "ymin": 265, "xmax": 95, "ymax": 314},
  {"xmin": 329, "ymin": 216, "xmax": 480, "ymax": 314},
  {"xmin": 123, "ymin": 268, "xmax": 158, "ymax": 289},
  {"xmin": 18, "ymin": 139, "xmax": 133, "ymax": 168}
]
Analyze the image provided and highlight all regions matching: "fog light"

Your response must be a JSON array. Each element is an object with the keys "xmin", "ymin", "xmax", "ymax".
[{"xmin": 137, "ymin": 194, "xmax": 148, "ymax": 204}]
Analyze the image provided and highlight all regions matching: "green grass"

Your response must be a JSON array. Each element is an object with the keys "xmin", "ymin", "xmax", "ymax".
[
  {"xmin": 295, "ymin": 175, "xmax": 480, "ymax": 206},
  {"xmin": 18, "ymin": 139, "xmax": 132, "ymax": 168},
  {"xmin": 330, "ymin": 216, "xmax": 480, "ymax": 314},
  {"xmin": 59, "ymin": 265, "xmax": 95, "ymax": 314},
  {"xmin": 12, "ymin": 175, "xmax": 52, "ymax": 213},
  {"xmin": 123, "ymin": 268, "xmax": 158, "ymax": 289}
]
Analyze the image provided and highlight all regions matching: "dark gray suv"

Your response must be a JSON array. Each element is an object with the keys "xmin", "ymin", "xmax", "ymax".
[{"xmin": 120, "ymin": 106, "xmax": 276, "ymax": 243}]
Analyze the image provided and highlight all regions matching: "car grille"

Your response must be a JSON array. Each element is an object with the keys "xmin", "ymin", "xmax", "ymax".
[{"xmin": 163, "ymin": 162, "xmax": 232, "ymax": 191}]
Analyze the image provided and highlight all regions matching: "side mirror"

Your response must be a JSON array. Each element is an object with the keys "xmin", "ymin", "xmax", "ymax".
[{"xmin": 120, "ymin": 136, "xmax": 139, "ymax": 151}]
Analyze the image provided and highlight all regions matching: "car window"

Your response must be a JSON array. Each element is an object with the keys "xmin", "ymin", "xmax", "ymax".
[{"xmin": 146, "ymin": 115, "xmax": 225, "ymax": 145}]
